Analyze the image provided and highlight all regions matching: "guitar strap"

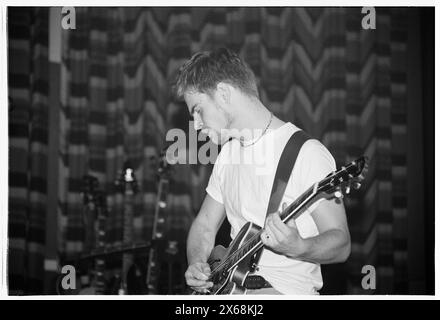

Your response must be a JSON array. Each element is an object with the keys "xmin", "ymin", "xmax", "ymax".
[{"xmin": 251, "ymin": 129, "xmax": 312, "ymax": 269}]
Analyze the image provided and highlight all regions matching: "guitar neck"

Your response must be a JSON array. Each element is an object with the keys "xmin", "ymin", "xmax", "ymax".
[
  {"xmin": 146, "ymin": 177, "xmax": 170, "ymax": 293},
  {"xmin": 94, "ymin": 203, "xmax": 107, "ymax": 294},
  {"xmin": 122, "ymin": 192, "xmax": 135, "ymax": 242},
  {"xmin": 151, "ymin": 178, "xmax": 169, "ymax": 240},
  {"xmin": 121, "ymin": 190, "xmax": 135, "ymax": 291}
]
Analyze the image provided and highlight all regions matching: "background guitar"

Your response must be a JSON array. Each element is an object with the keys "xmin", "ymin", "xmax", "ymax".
[
  {"xmin": 56, "ymin": 174, "xmax": 109, "ymax": 294},
  {"xmin": 145, "ymin": 150, "xmax": 173, "ymax": 294},
  {"xmin": 79, "ymin": 186, "xmax": 109, "ymax": 295},
  {"xmin": 113, "ymin": 161, "xmax": 139, "ymax": 295}
]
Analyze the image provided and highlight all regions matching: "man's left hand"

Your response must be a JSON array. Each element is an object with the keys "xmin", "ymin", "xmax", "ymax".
[{"xmin": 260, "ymin": 212, "xmax": 308, "ymax": 259}]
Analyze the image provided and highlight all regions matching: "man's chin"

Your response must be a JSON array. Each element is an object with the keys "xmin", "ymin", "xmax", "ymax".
[
  {"xmin": 209, "ymin": 135, "xmax": 221, "ymax": 145},
  {"xmin": 208, "ymin": 132, "xmax": 228, "ymax": 146}
]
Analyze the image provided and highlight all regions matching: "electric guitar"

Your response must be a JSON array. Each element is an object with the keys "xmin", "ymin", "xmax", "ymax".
[
  {"xmin": 145, "ymin": 150, "xmax": 173, "ymax": 294},
  {"xmin": 194, "ymin": 156, "xmax": 368, "ymax": 295},
  {"xmin": 79, "ymin": 175, "xmax": 109, "ymax": 294},
  {"xmin": 81, "ymin": 175, "xmax": 99, "ymax": 254},
  {"xmin": 114, "ymin": 161, "xmax": 139, "ymax": 295}
]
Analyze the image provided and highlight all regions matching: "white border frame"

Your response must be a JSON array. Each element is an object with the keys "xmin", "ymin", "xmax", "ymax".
[{"xmin": 0, "ymin": 1, "xmax": 438, "ymax": 300}]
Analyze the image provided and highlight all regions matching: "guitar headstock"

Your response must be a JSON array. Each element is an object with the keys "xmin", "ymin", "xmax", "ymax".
[
  {"xmin": 115, "ymin": 160, "xmax": 139, "ymax": 194},
  {"xmin": 318, "ymin": 156, "xmax": 369, "ymax": 200}
]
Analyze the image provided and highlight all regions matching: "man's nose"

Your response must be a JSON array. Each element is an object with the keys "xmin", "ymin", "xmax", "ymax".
[{"xmin": 193, "ymin": 115, "xmax": 204, "ymax": 130}]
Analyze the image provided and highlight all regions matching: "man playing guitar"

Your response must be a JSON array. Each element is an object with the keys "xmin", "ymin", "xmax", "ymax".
[{"xmin": 174, "ymin": 48, "xmax": 351, "ymax": 295}]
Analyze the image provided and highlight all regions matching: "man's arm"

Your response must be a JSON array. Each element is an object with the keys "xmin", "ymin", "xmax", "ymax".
[
  {"xmin": 185, "ymin": 194, "xmax": 226, "ymax": 292},
  {"xmin": 301, "ymin": 198, "xmax": 351, "ymax": 263},
  {"xmin": 261, "ymin": 198, "xmax": 351, "ymax": 264},
  {"xmin": 187, "ymin": 194, "xmax": 226, "ymax": 264}
]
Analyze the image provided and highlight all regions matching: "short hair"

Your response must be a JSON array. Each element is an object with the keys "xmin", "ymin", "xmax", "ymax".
[{"xmin": 173, "ymin": 47, "xmax": 259, "ymax": 100}]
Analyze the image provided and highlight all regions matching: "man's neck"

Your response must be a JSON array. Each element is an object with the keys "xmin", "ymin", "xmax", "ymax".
[{"xmin": 228, "ymin": 97, "xmax": 285, "ymax": 143}]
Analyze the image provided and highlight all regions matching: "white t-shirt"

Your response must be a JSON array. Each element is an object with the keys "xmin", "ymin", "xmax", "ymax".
[{"xmin": 206, "ymin": 122, "xmax": 337, "ymax": 295}]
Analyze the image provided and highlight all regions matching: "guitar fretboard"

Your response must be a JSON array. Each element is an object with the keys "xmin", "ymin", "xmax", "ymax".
[
  {"xmin": 120, "ymin": 189, "xmax": 135, "ymax": 294},
  {"xmin": 146, "ymin": 177, "xmax": 170, "ymax": 293},
  {"xmin": 91, "ymin": 188, "xmax": 108, "ymax": 294}
]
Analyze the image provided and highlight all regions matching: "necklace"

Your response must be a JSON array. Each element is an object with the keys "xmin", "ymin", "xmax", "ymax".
[{"xmin": 240, "ymin": 112, "xmax": 273, "ymax": 147}]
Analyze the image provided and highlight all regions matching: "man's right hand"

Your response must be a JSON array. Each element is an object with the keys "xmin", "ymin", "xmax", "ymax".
[{"xmin": 185, "ymin": 262, "xmax": 213, "ymax": 293}]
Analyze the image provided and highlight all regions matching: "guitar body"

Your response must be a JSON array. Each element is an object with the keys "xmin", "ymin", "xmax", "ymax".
[{"xmin": 207, "ymin": 222, "xmax": 261, "ymax": 295}]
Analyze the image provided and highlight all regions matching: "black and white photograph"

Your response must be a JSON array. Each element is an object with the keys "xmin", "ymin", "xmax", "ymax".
[{"xmin": 4, "ymin": 4, "xmax": 435, "ymax": 298}]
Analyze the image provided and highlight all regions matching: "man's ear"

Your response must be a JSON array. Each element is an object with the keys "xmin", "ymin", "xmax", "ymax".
[{"xmin": 215, "ymin": 82, "xmax": 231, "ymax": 105}]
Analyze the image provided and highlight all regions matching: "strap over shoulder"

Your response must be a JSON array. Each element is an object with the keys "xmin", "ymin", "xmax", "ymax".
[
  {"xmin": 266, "ymin": 130, "xmax": 312, "ymax": 216},
  {"xmin": 250, "ymin": 129, "xmax": 311, "ymax": 270}
]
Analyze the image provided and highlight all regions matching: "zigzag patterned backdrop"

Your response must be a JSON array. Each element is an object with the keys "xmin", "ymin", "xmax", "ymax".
[{"xmin": 8, "ymin": 7, "xmax": 433, "ymax": 294}]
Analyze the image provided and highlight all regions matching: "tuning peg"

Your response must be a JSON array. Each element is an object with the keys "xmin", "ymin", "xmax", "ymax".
[
  {"xmin": 334, "ymin": 190, "xmax": 343, "ymax": 199},
  {"xmin": 159, "ymin": 201, "xmax": 167, "ymax": 208},
  {"xmin": 345, "ymin": 185, "xmax": 351, "ymax": 194},
  {"xmin": 353, "ymin": 181, "xmax": 362, "ymax": 190}
]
